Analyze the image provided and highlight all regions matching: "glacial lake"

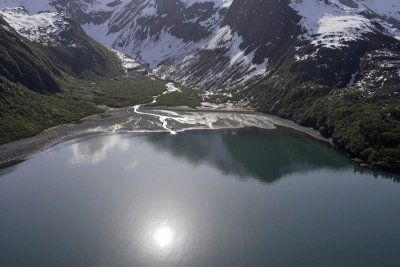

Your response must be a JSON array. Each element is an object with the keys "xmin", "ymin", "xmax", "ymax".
[{"xmin": 1, "ymin": 127, "xmax": 400, "ymax": 267}]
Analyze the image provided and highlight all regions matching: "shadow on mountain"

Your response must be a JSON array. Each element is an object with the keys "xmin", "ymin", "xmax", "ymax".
[{"xmin": 144, "ymin": 127, "xmax": 358, "ymax": 184}]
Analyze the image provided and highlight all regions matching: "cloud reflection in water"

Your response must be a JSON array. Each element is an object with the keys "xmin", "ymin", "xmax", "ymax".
[{"xmin": 70, "ymin": 134, "xmax": 130, "ymax": 166}]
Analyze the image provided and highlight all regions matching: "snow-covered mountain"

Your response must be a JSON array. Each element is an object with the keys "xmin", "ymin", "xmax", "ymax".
[
  {"xmin": 0, "ymin": 7, "xmax": 73, "ymax": 46},
  {"xmin": 1, "ymin": 0, "xmax": 400, "ymax": 89},
  {"xmin": 0, "ymin": 5, "xmax": 127, "ymax": 93},
  {"xmin": 293, "ymin": 0, "xmax": 400, "ymax": 47}
]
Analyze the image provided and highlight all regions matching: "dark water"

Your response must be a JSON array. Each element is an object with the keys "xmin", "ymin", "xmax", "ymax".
[{"xmin": 1, "ymin": 128, "xmax": 400, "ymax": 267}]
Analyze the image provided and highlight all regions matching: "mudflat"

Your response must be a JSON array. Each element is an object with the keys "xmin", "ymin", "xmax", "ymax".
[{"xmin": 0, "ymin": 106, "xmax": 329, "ymax": 167}]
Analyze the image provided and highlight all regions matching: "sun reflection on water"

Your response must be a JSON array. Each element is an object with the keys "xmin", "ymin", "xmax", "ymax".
[{"xmin": 153, "ymin": 224, "xmax": 174, "ymax": 248}]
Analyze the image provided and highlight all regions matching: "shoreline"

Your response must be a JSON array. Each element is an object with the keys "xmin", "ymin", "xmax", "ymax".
[{"xmin": 0, "ymin": 105, "xmax": 337, "ymax": 170}]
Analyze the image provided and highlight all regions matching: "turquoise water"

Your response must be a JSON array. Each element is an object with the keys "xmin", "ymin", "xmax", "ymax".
[{"xmin": 1, "ymin": 128, "xmax": 399, "ymax": 266}]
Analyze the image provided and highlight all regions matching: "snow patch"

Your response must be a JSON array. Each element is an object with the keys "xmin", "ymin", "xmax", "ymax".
[
  {"xmin": 0, "ymin": 0, "xmax": 54, "ymax": 14},
  {"xmin": 164, "ymin": 82, "xmax": 182, "ymax": 94},
  {"xmin": 110, "ymin": 49, "xmax": 141, "ymax": 72},
  {"xmin": 360, "ymin": 0, "xmax": 400, "ymax": 21},
  {"xmin": 180, "ymin": 0, "xmax": 232, "ymax": 8},
  {"xmin": 348, "ymin": 70, "xmax": 359, "ymax": 86},
  {"xmin": 290, "ymin": 0, "xmax": 400, "ymax": 48},
  {"xmin": 0, "ymin": 7, "xmax": 70, "ymax": 46}
]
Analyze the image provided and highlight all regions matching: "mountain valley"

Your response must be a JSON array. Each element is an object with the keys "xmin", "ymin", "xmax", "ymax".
[{"xmin": 0, "ymin": 0, "xmax": 399, "ymax": 170}]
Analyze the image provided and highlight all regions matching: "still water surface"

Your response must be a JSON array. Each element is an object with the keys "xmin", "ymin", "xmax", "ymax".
[{"xmin": 1, "ymin": 128, "xmax": 400, "ymax": 266}]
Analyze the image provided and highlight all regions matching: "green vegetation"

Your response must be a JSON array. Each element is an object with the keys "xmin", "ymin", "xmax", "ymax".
[
  {"xmin": 0, "ymin": 72, "xmax": 177, "ymax": 144},
  {"xmin": 241, "ymin": 48, "xmax": 400, "ymax": 170},
  {"xmin": 0, "ymin": 76, "xmax": 99, "ymax": 144},
  {"xmin": 154, "ymin": 85, "xmax": 202, "ymax": 108},
  {"xmin": 79, "ymin": 74, "xmax": 167, "ymax": 108},
  {"xmin": 295, "ymin": 89, "xmax": 400, "ymax": 167},
  {"xmin": 0, "ymin": 70, "xmax": 204, "ymax": 144},
  {"xmin": 0, "ymin": 17, "xmax": 61, "ymax": 93}
]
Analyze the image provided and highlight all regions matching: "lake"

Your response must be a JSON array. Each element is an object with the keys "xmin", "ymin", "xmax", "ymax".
[{"xmin": 1, "ymin": 127, "xmax": 399, "ymax": 267}]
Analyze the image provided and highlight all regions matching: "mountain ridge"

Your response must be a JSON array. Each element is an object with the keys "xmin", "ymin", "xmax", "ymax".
[{"xmin": 2, "ymin": 1, "xmax": 400, "ymax": 88}]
